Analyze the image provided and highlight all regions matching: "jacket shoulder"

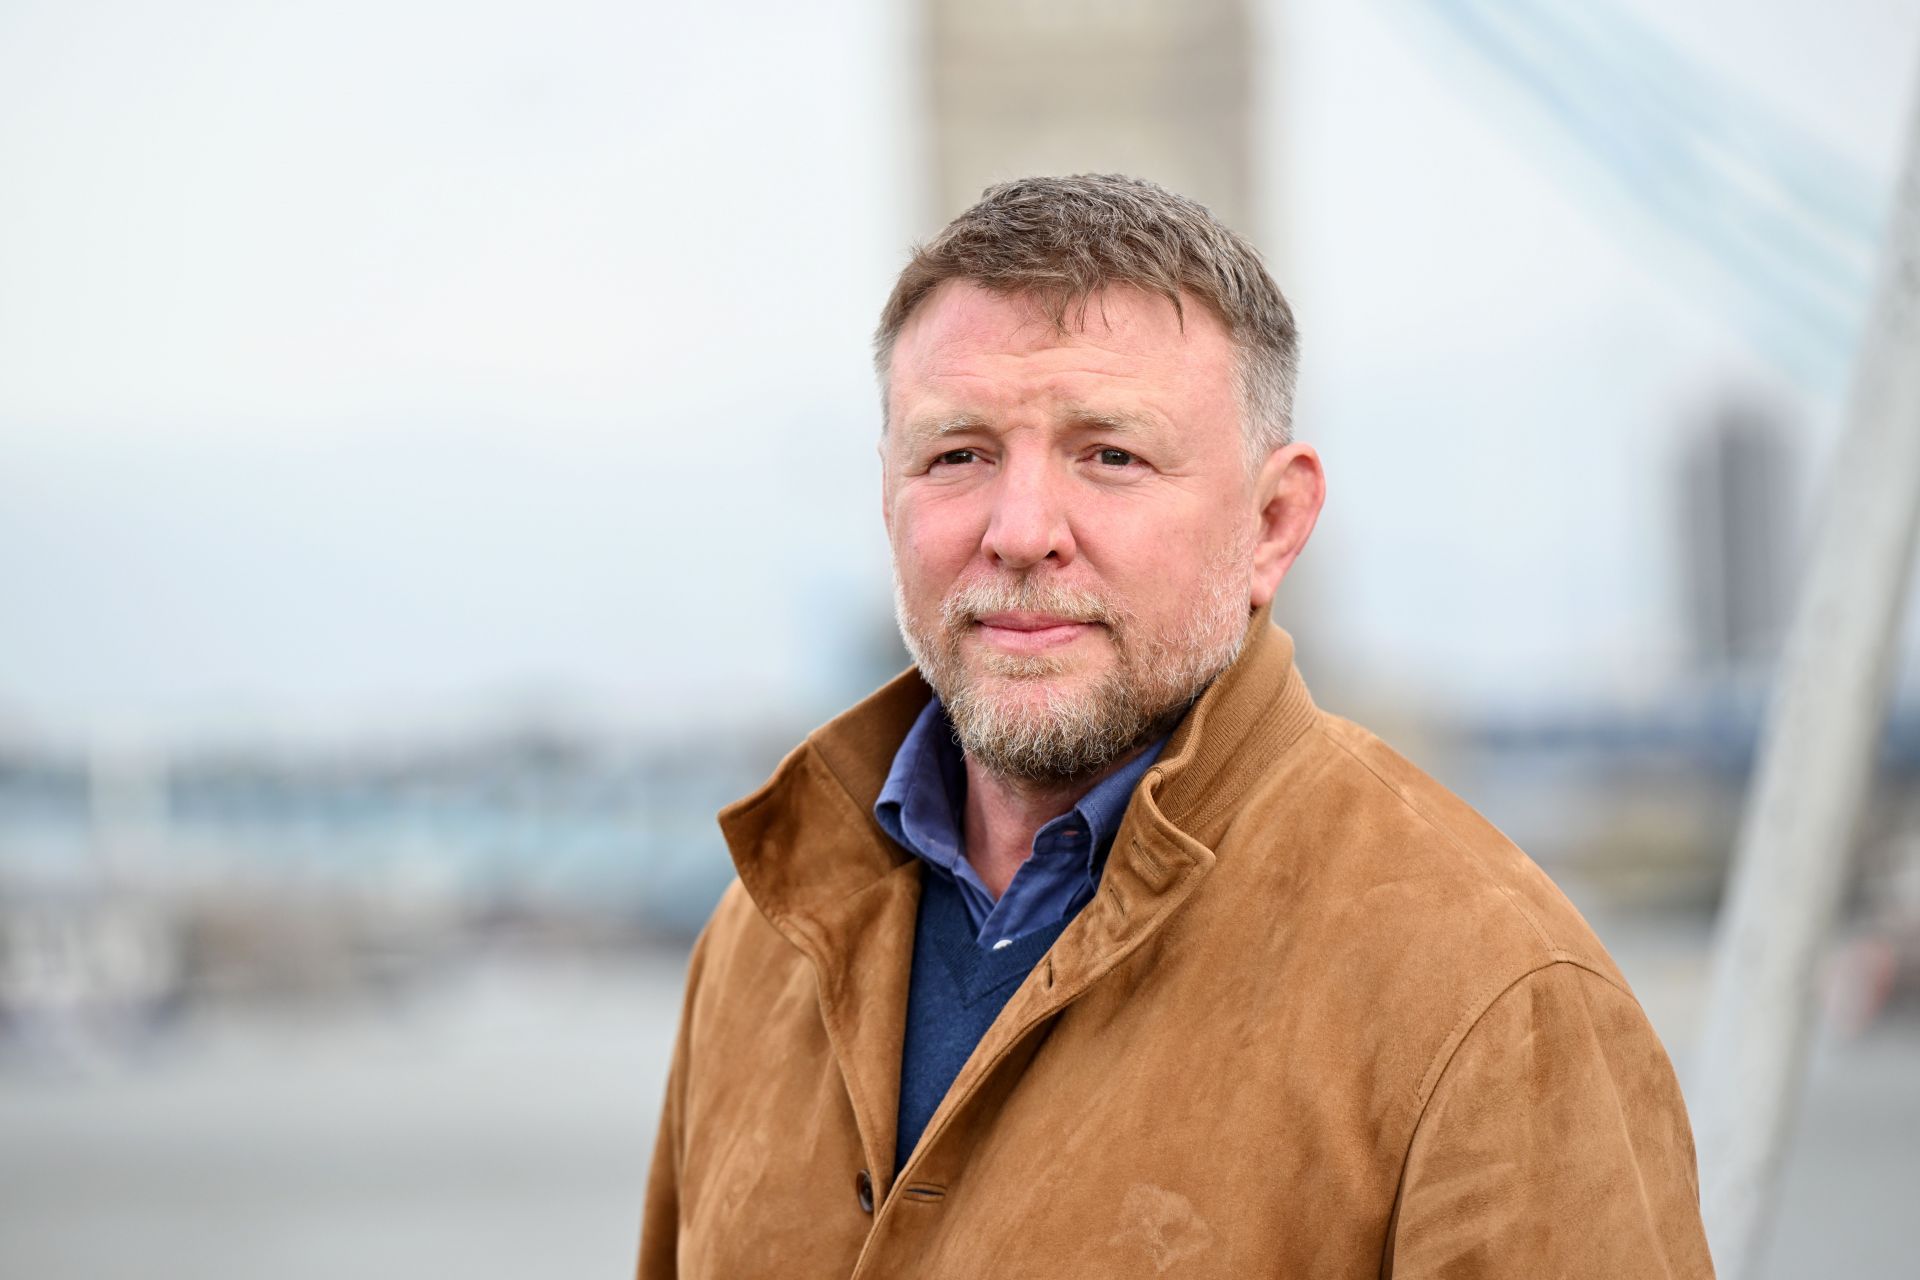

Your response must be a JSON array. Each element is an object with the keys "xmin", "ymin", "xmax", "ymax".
[
  {"xmin": 1307, "ymin": 711, "xmax": 1622, "ymax": 979},
  {"xmin": 1212, "ymin": 711, "xmax": 1651, "ymax": 1114}
]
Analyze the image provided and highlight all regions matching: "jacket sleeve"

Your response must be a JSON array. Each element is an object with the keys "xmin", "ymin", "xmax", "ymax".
[
  {"xmin": 1385, "ymin": 960, "xmax": 1715, "ymax": 1279},
  {"xmin": 636, "ymin": 925, "xmax": 714, "ymax": 1280}
]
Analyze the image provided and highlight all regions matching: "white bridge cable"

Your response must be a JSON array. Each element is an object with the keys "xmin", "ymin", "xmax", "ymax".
[{"xmin": 1403, "ymin": 0, "xmax": 1886, "ymax": 391}]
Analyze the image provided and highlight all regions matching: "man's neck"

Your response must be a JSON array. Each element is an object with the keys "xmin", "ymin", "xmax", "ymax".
[{"xmin": 959, "ymin": 749, "xmax": 1148, "ymax": 899}]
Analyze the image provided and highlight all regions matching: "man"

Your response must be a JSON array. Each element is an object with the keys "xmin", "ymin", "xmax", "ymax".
[{"xmin": 638, "ymin": 174, "xmax": 1713, "ymax": 1278}]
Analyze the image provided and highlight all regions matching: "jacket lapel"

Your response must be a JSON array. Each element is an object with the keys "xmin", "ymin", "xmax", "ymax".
[
  {"xmin": 891, "ymin": 609, "xmax": 1322, "ymax": 1184},
  {"xmin": 718, "ymin": 670, "xmax": 932, "ymax": 1194}
]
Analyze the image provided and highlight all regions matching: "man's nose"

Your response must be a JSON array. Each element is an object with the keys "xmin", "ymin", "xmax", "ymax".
[{"xmin": 981, "ymin": 456, "xmax": 1075, "ymax": 569}]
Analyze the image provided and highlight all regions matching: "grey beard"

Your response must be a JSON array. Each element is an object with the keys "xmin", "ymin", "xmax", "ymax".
[
  {"xmin": 891, "ymin": 541, "xmax": 1251, "ymax": 787},
  {"xmin": 939, "ymin": 659, "xmax": 1203, "ymax": 785}
]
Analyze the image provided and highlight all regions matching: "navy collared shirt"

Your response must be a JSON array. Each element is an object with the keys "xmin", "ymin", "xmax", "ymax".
[{"xmin": 874, "ymin": 697, "xmax": 1167, "ymax": 951}]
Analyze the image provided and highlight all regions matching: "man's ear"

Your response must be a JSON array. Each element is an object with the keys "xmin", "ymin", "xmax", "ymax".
[
  {"xmin": 1248, "ymin": 443, "xmax": 1325, "ymax": 608},
  {"xmin": 877, "ymin": 435, "xmax": 894, "ymax": 539}
]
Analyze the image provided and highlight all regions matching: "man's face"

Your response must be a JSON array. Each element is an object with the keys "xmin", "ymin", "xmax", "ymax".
[{"xmin": 881, "ymin": 280, "xmax": 1291, "ymax": 784}]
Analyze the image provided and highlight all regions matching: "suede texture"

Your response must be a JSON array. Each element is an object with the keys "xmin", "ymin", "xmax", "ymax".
[{"xmin": 637, "ymin": 614, "xmax": 1715, "ymax": 1278}]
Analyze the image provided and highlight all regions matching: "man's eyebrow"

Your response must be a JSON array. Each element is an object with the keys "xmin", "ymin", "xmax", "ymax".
[
  {"xmin": 900, "ymin": 413, "xmax": 990, "ymax": 444},
  {"xmin": 1062, "ymin": 406, "xmax": 1165, "ymax": 435},
  {"xmin": 897, "ymin": 407, "xmax": 1167, "ymax": 443}
]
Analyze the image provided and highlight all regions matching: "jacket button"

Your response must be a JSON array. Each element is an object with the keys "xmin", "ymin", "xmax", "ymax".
[{"xmin": 855, "ymin": 1168, "xmax": 875, "ymax": 1214}]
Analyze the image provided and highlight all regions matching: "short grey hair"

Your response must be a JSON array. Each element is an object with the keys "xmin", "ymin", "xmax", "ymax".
[{"xmin": 874, "ymin": 174, "xmax": 1299, "ymax": 466}]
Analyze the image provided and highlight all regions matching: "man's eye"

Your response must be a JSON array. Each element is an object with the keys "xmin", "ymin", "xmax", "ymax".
[
  {"xmin": 934, "ymin": 449, "xmax": 978, "ymax": 466},
  {"xmin": 1095, "ymin": 448, "xmax": 1135, "ymax": 467}
]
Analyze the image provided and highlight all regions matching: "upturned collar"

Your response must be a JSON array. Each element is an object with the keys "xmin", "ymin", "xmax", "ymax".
[{"xmin": 719, "ymin": 599, "xmax": 1319, "ymax": 934}]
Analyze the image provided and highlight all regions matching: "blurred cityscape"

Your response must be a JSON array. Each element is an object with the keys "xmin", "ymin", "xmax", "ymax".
[
  {"xmin": 0, "ymin": 723, "xmax": 789, "ymax": 1047},
  {"xmin": 7, "ymin": 645, "xmax": 1920, "ymax": 1064},
  {"xmin": 3, "ymin": 0, "xmax": 1920, "ymax": 1276}
]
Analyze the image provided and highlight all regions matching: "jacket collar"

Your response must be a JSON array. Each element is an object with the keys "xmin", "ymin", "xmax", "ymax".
[
  {"xmin": 716, "ymin": 601, "xmax": 1319, "ymax": 1192},
  {"xmin": 719, "ymin": 599, "xmax": 1318, "ymax": 936}
]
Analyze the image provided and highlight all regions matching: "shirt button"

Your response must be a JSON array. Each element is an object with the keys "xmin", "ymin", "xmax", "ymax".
[
  {"xmin": 856, "ymin": 1168, "xmax": 875, "ymax": 1214},
  {"xmin": 991, "ymin": 938, "xmax": 1013, "ymax": 951}
]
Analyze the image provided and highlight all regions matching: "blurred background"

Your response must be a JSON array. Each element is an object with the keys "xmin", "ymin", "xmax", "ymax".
[{"xmin": 3, "ymin": 0, "xmax": 1918, "ymax": 1275}]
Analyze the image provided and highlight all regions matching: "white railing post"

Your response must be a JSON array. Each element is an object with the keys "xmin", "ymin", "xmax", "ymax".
[{"xmin": 1692, "ymin": 58, "xmax": 1920, "ymax": 1280}]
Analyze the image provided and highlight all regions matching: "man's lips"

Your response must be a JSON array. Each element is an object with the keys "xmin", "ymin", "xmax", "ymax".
[{"xmin": 970, "ymin": 611, "xmax": 1101, "ymax": 653}]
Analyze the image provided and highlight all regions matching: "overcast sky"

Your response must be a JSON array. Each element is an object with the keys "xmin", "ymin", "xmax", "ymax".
[{"xmin": 2, "ymin": 0, "xmax": 1916, "ymax": 745}]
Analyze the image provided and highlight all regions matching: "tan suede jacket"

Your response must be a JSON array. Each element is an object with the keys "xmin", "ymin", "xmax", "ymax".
[{"xmin": 638, "ymin": 617, "xmax": 1715, "ymax": 1278}]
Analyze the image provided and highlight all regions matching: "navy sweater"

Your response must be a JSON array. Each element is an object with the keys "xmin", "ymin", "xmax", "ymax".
[{"xmin": 894, "ymin": 869, "xmax": 1073, "ymax": 1174}]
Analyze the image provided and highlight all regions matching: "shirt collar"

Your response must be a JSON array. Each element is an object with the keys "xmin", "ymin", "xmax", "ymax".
[
  {"xmin": 874, "ymin": 696, "xmax": 1166, "ymax": 881},
  {"xmin": 873, "ymin": 697, "xmax": 969, "ymax": 874}
]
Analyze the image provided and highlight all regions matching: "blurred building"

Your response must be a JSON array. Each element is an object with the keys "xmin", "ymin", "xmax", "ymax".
[
  {"xmin": 1682, "ymin": 402, "xmax": 1796, "ymax": 679},
  {"xmin": 921, "ymin": 0, "xmax": 1258, "ymax": 233}
]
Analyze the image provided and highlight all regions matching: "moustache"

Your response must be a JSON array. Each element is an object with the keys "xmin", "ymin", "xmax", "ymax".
[{"xmin": 938, "ymin": 577, "xmax": 1121, "ymax": 630}]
